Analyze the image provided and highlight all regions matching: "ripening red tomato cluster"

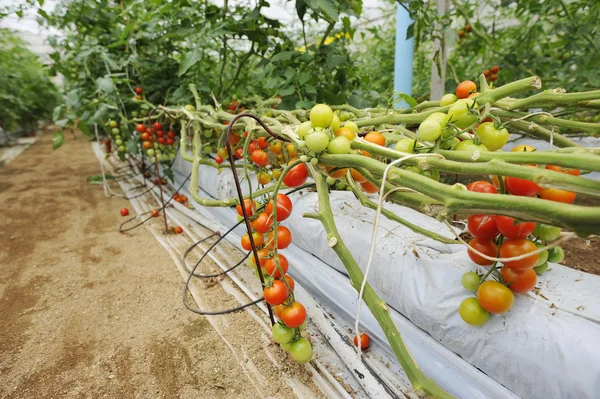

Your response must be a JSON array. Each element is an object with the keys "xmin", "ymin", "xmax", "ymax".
[
  {"xmin": 460, "ymin": 177, "xmax": 567, "ymax": 327},
  {"xmin": 136, "ymin": 121, "xmax": 178, "ymax": 149},
  {"xmin": 237, "ymin": 193, "xmax": 311, "ymax": 362},
  {"xmin": 483, "ymin": 65, "xmax": 500, "ymax": 82}
]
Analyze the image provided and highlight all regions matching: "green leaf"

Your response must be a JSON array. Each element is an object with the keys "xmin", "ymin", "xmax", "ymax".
[
  {"xmin": 284, "ymin": 68, "xmax": 296, "ymax": 80},
  {"xmin": 279, "ymin": 86, "xmax": 295, "ymax": 96},
  {"xmin": 406, "ymin": 22, "xmax": 415, "ymax": 40},
  {"xmin": 95, "ymin": 76, "xmax": 114, "ymax": 94},
  {"xmin": 270, "ymin": 51, "xmax": 295, "ymax": 62},
  {"xmin": 77, "ymin": 121, "xmax": 91, "ymax": 136},
  {"xmin": 52, "ymin": 105, "xmax": 64, "ymax": 121},
  {"xmin": 315, "ymin": 0, "xmax": 338, "ymax": 21},
  {"xmin": 162, "ymin": 167, "xmax": 174, "ymax": 183},
  {"xmin": 297, "ymin": 72, "xmax": 310, "ymax": 85},
  {"xmin": 55, "ymin": 119, "xmax": 69, "ymax": 127},
  {"xmin": 296, "ymin": 100, "xmax": 314, "ymax": 109},
  {"xmin": 126, "ymin": 138, "xmax": 138, "ymax": 154},
  {"xmin": 52, "ymin": 130, "xmax": 64, "ymax": 150},
  {"xmin": 178, "ymin": 49, "xmax": 201, "ymax": 76},
  {"xmin": 395, "ymin": 93, "xmax": 418, "ymax": 108},
  {"xmin": 326, "ymin": 54, "xmax": 346, "ymax": 69}
]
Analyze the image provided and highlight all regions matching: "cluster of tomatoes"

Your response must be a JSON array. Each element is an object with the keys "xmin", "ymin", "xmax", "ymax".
[
  {"xmin": 236, "ymin": 193, "xmax": 313, "ymax": 363},
  {"xmin": 134, "ymin": 86, "xmax": 143, "ymax": 101},
  {"xmin": 459, "ymin": 151, "xmax": 575, "ymax": 326},
  {"xmin": 457, "ymin": 23, "xmax": 472, "ymax": 39},
  {"xmin": 107, "ymin": 119, "xmax": 127, "ymax": 154},
  {"xmin": 135, "ymin": 121, "xmax": 178, "ymax": 163},
  {"xmin": 482, "ymin": 65, "xmax": 500, "ymax": 83},
  {"xmin": 172, "ymin": 192, "xmax": 190, "ymax": 208}
]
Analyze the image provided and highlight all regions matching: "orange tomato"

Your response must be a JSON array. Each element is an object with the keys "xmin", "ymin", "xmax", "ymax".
[{"xmin": 364, "ymin": 131, "xmax": 385, "ymax": 146}]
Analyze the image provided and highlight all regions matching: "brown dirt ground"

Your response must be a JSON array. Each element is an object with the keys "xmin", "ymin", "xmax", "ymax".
[{"xmin": 0, "ymin": 130, "xmax": 315, "ymax": 398}]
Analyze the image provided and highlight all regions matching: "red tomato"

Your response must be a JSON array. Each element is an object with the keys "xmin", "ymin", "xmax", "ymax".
[
  {"xmin": 283, "ymin": 163, "xmax": 308, "ymax": 188},
  {"xmin": 364, "ymin": 131, "xmax": 385, "ymax": 146},
  {"xmin": 251, "ymin": 149, "xmax": 269, "ymax": 167},
  {"xmin": 156, "ymin": 130, "xmax": 165, "ymax": 138},
  {"xmin": 265, "ymin": 194, "xmax": 293, "ymax": 222},
  {"xmin": 215, "ymin": 156, "xmax": 223, "ymax": 164},
  {"xmin": 173, "ymin": 226, "xmax": 183, "ymax": 234},
  {"xmin": 505, "ymin": 175, "xmax": 541, "ymax": 197},
  {"xmin": 467, "ymin": 181, "xmax": 497, "ymax": 194},
  {"xmin": 360, "ymin": 180, "xmax": 379, "ymax": 194},
  {"xmin": 252, "ymin": 212, "xmax": 273, "ymax": 233},
  {"xmin": 136, "ymin": 124, "xmax": 146, "ymax": 133},
  {"xmin": 495, "ymin": 215, "xmax": 535, "ymax": 239},
  {"xmin": 134, "ymin": 86, "xmax": 143, "ymax": 95},
  {"xmin": 500, "ymin": 267, "xmax": 537, "ymax": 294},
  {"xmin": 267, "ymin": 226, "xmax": 292, "ymax": 249},
  {"xmin": 354, "ymin": 333, "xmax": 370, "ymax": 350},
  {"xmin": 140, "ymin": 132, "xmax": 150, "ymax": 141},
  {"xmin": 350, "ymin": 169, "xmax": 367, "ymax": 183},
  {"xmin": 477, "ymin": 281, "xmax": 514, "ymax": 314},
  {"xmin": 540, "ymin": 188, "xmax": 576, "ymax": 204},
  {"xmin": 236, "ymin": 198, "xmax": 256, "ymax": 217},
  {"xmin": 490, "ymin": 65, "xmax": 500, "ymax": 73},
  {"xmin": 264, "ymin": 280, "xmax": 289, "ymax": 305},
  {"xmin": 153, "ymin": 122, "xmax": 163, "ymax": 131},
  {"xmin": 235, "ymin": 148, "xmax": 244, "ymax": 159},
  {"xmin": 120, "ymin": 208, "xmax": 129, "ymax": 217},
  {"xmin": 256, "ymin": 137, "xmax": 268, "ymax": 149},
  {"xmin": 248, "ymin": 248, "xmax": 270, "ymax": 268},
  {"xmin": 283, "ymin": 274, "xmax": 295, "ymax": 291},
  {"xmin": 241, "ymin": 232, "xmax": 264, "ymax": 251},
  {"xmin": 467, "ymin": 238, "xmax": 498, "ymax": 266},
  {"xmin": 151, "ymin": 209, "xmax": 160, "ymax": 218},
  {"xmin": 265, "ymin": 254, "xmax": 289, "ymax": 278},
  {"xmin": 281, "ymin": 302, "xmax": 306, "ymax": 328},
  {"xmin": 167, "ymin": 138, "xmax": 174, "ymax": 146},
  {"xmin": 167, "ymin": 131, "xmax": 175, "ymax": 139},
  {"xmin": 467, "ymin": 215, "xmax": 499, "ymax": 240},
  {"xmin": 158, "ymin": 137, "xmax": 166, "ymax": 145},
  {"xmin": 499, "ymin": 239, "xmax": 539, "ymax": 271},
  {"xmin": 456, "ymin": 80, "xmax": 477, "ymax": 99},
  {"xmin": 248, "ymin": 141, "xmax": 257, "ymax": 154}
]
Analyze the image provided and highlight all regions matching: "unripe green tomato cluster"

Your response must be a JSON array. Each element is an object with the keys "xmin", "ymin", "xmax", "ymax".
[{"xmin": 300, "ymin": 104, "xmax": 353, "ymax": 155}]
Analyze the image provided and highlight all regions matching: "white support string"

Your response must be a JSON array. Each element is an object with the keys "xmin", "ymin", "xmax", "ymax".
[{"xmin": 94, "ymin": 123, "xmax": 123, "ymax": 198}]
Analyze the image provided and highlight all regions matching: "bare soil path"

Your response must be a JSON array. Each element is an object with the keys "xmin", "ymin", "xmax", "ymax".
[{"xmin": 0, "ymin": 132, "xmax": 310, "ymax": 398}]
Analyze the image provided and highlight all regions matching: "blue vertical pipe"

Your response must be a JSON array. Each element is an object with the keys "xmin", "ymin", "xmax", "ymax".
[{"xmin": 393, "ymin": 5, "xmax": 415, "ymax": 107}]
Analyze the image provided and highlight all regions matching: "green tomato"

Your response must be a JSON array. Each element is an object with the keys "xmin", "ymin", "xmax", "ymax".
[
  {"xmin": 140, "ymin": 103, "xmax": 150, "ymax": 111},
  {"xmin": 203, "ymin": 145, "xmax": 213, "ymax": 154},
  {"xmin": 440, "ymin": 93, "xmax": 458, "ymax": 107},
  {"xmin": 184, "ymin": 104, "xmax": 195, "ymax": 112},
  {"xmin": 339, "ymin": 111, "xmax": 351, "ymax": 122},
  {"xmin": 327, "ymin": 136, "xmax": 351, "ymax": 154},
  {"xmin": 305, "ymin": 131, "xmax": 330, "ymax": 153},
  {"xmin": 326, "ymin": 176, "xmax": 336, "ymax": 185},
  {"xmin": 159, "ymin": 144, "xmax": 167, "ymax": 151},
  {"xmin": 418, "ymin": 119, "xmax": 443, "ymax": 141},
  {"xmin": 153, "ymin": 142, "xmax": 159, "ymax": 149},
  {"xmin": 448, "ymin": 99, "xmax": 478, "ymax": 128},
  {"xmin": 547, "ymin": 246, "xmax": 565, "ymax": 263},
  {"xmin": 426, "ymin": 112, "xmax": 450, "ymax": 127},
  {"xmin": 299, "ymin": 321, "xmax": 307, "ymax": 332},
  {"xmin": 459, "ymin": 298, "xmax": 490, "ymax": 327},
  {"xmin": 455, "ymin": 139, "xmax": 488, "ymax": 152},
  {"xmin": 289, "ymin": 337, "xmax": 313, "ymax": 364},
  {"xmin": 280, "ymin": 342, "xmax": 293, "ymax": 352},
  {"xmin": 533, "ymin": 262, "xmax": 549, "ymax": 275},
  {"xmin": 155, "ymin": 149, "xmax": 162, "ymax": 156},
  {"xmin": 475, "ymin": 122, "xmax": 509, "ymax": 151},
  {"xmin": 310, "ymin": 157, "xmax": 319, "ymax": 165},
  {"xmin": 114, "ymin": 135, "xmax": 122, "ymax": 141},
  {"xmin": 394, "ymin": 138, "xmax": 416, "ymax": 153},
  {"xmin": 344, "ymin": 121, "xmax": 359, "ymax": 134},
  {"xmin": 115, "ymin": 139, "xmax": 123, "ymax": 146},
  {"xmin": 297, "ymin": 121, "xmax": 313, "ymax": 140},
  {"xmin": 117, "ymin": 145, "xmax": 126, "ymax": 152},
  {"xmin": 146, "ymin": 149, "xmax": 155, "ymax": 157},
  {"xmin": 109, "ymin": 120, "xmax": 118, "ymax": 128},
  {"xmin": 461, "ymin": 272, "xmax": 480, "ymax": 291},
  {"xmin": 131, "ymin": 111, "xmax": 139, "ymax": 118},
  {"xmin": 111, "ymin": 128, "xmax": 120, "ymax": 135},
  {"xmin": 169, "ymin": 153, "xmax": 176, "ymax": 160},
  {"xmin": 533, "ymin": 224, "xmax": 561, "ymax": 241},
  {"xmin": 330, "ymin": 113, "xmax": 340, "ymax": 132},
  {"xmin": 203, "ymin": 129, "xmax": 213, "ymax": 138},
  {"xmin": 440, "ymin": 137, "xmax": 460, "ymax": 150},
  {"xmin": 272, "ymin": 323, "xmax": 295, "ymax": 344},
  {"xmin": 310, "ymin": 104, "xmax": 334, "ymax": 128},
  {"xmin": 422, "ymin": 169, "xmax": 440, "ymax": 181}
]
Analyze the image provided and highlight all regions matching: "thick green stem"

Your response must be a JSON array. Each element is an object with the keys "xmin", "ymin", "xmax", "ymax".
[
  {"xmin": 506, "ymin": 89, "xmax": 600, "ymax": 110},
  {"xmin": 503, "ymin": 119, "xmax": 579, "ymax": 147},
  {"xmin": 492, "ymin": 109, "xmax": 600, "ymax": 134},
  {"xmin": 350, "ymin": 142, "xmax": 600, "ymax": 195},
  {"xmin": 321, "ymin": 154, "xmax": 600, "ymax": 235},
  {"xmin": 309, "ymin": 175, "xmax": 454, "ymax": 399}
]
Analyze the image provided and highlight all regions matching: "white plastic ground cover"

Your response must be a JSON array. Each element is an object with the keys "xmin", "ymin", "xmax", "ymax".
[{"xmin": 171, "ymin": 155, "xmax": 600, "ymax": 399}]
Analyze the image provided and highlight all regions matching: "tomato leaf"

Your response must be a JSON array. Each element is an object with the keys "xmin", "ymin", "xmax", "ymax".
[
  {"xmin": 77, "ymin": 121, "xmax": 91, "ymax": 136},
  {"xmin": 313, "ymin": 0, "xmax": 338, "ymax": 21},
  {"xmin": 52, "ymin": 130, "xmax": 64, "ymax": 150},
  {"xmin": 126, "ymin": 138, "xmax": 138, "ymax": 154},
  {"xmin": 394, "ymin": 93, "xmax": 418, "ymax": 108},
  {"xmin": 178, "ymin": 49, "xmax": 201, "ymax": 76},
  {"xmin": 270, "ymin": 51, "xmax": 295, "ymax": 62},
  {"xmin": 279, "ymin": 86, "xmax": 295, "ymax": 96}
]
